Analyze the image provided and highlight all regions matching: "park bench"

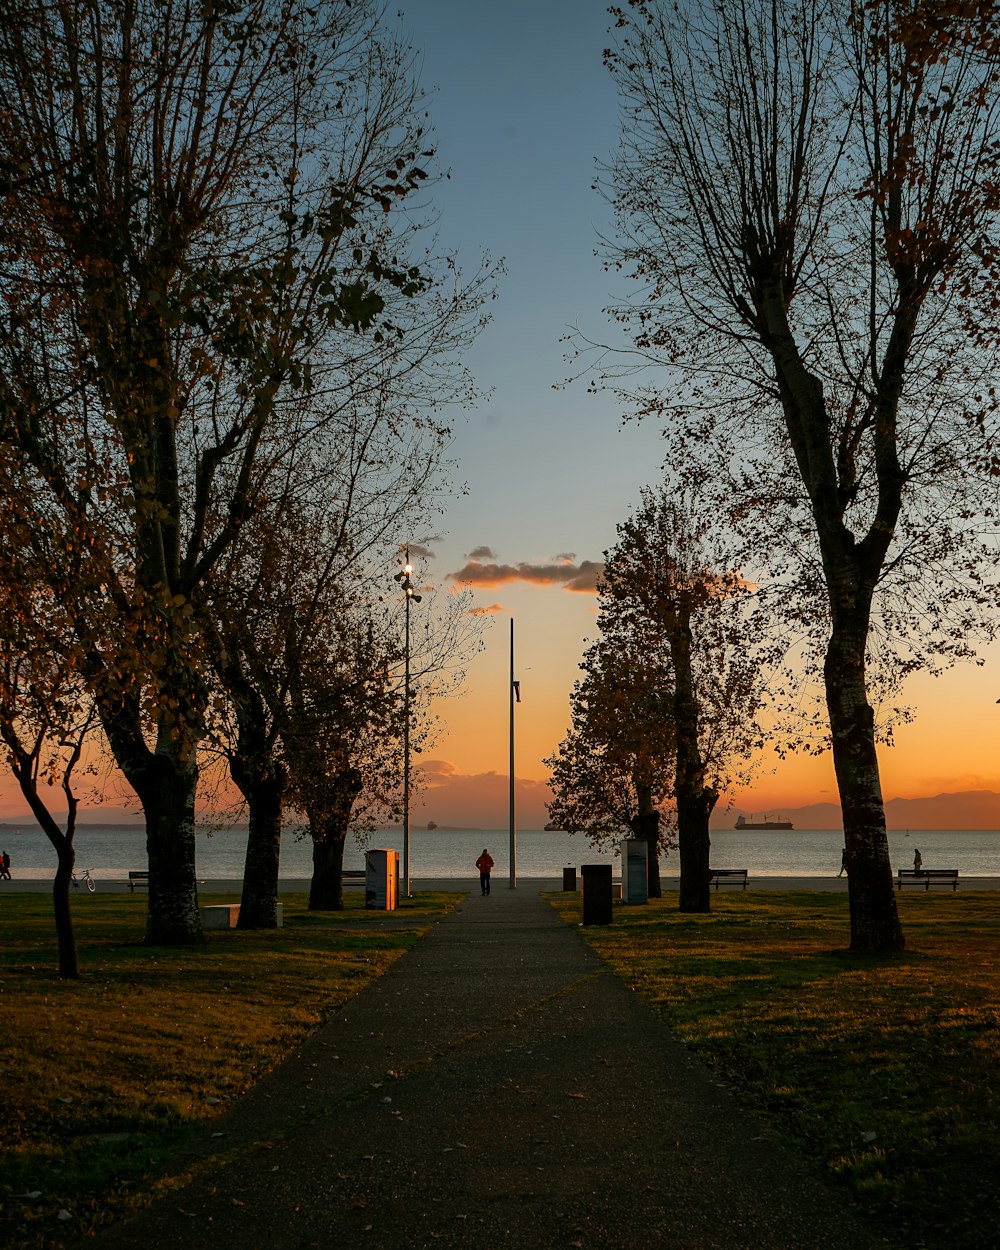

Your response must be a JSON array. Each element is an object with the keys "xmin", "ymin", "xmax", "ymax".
[
  {"xmin": 896, "ymin": 868, "xmax": 959, "ymax": 891},
  {"xmin": 708, "ymin": 868, "xmax": 749, "ymax": 890},
  {"xmin": 124, "ymin": 870, "xmax": 148, "ymax": 892},
  {"xmin": 343, "ymin": 869, "xmax": 365, "ymax": 888}
]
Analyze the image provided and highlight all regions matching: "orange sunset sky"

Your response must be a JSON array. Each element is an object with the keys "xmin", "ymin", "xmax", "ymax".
[
  {"xmin": 3, "ymin": 2, "xmax": 1000, "ymax": 831},
  {"xmin": 407, "ymin": 576, "xmax": 1000, "ymax": 832},
  {"xmin": 4, "ymin": 571, "xmax": 999, "ymax": 830}
]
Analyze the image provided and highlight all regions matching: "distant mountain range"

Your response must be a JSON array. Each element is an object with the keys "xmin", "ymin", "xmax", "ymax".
[
  {"xmin": 5, "ymin": 789, "xmax": 1000, "ymax": 832},
  {"xmin": 717, "ymin": 789, "xmax": 1000, "ymax": 831}
]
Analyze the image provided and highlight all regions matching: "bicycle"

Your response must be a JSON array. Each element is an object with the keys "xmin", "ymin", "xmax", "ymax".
[{"xmin": 71, "ymin": 868, "xmax": 96, "ymax": 893}]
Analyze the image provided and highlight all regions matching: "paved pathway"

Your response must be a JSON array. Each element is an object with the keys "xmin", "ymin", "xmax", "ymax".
[{"xmin": 98, "ymin": 887, "xmax": 882, "ymax": 1250}]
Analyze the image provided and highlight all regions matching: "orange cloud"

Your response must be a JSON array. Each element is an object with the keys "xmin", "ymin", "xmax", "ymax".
[
  {"xmin": 448, "ymin": 557, "xmax": 603, "ymax": 593},
  {"xmin": 414, "ymin": 759, "xmax": 554, "ymax": 827},
  {"xmin": 467, "ymin": 602, "xmax": 504, "ymax": 616}
]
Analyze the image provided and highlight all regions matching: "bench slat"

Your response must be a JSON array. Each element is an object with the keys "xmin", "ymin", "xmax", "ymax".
[
  {"xmin": 708, "ymin": 869, "xmax": 748, "ymax": 890},
  {"xmin": 896, "ymin": 869, "xmax": 959, "ymax": 891}
]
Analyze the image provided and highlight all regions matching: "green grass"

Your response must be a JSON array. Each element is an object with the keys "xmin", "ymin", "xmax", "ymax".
[
  {"xmin": 549, "ymin": 889, "xmax": 1000, "ymax": 1250},
  {"xmin": 0, "ymin": 888, "xmax": 459, "ymax": 1249}
]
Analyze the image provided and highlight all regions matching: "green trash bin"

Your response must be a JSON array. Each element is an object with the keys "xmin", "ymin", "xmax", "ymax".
[{"xmin": 563, "ymin": 865, "xmax": 577, "ymax": 892}]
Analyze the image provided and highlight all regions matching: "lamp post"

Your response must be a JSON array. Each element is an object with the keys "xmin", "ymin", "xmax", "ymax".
[
  {"xmin": 509, "ymin": 617, "xmax": 520, "ymax": 889},
  {"xmin": 396, "ymin": 550, "xmax": 421, "ymax": 898}
]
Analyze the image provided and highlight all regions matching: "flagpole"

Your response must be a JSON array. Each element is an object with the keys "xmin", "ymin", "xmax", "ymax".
[{"xmin": 509, "ymin": 617, "xmax": 517, "ymax": 889}]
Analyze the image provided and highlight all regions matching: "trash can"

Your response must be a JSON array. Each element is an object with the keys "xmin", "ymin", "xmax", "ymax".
[
  {"xmin": 562, "ymin": 865, "xmax": 577, "ymax": 892},
  {"xmin": 365, "ymin": 848, "xmax": 398, "ymax": 911},
  {"xmin": 622, "ymin": 839, "xmax": 648, "ymax": 904},
  {"xmin": 581, "ymin": 864, "xmax": 613, "ymax": 926}
]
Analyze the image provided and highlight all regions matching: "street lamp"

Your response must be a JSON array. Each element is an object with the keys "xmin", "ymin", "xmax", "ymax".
[
  {"xmin": 509, "ymin": 617, "xmax": 520, "ymax": 889},
  {"xmin": 395, "ymin": 549, "xmax": 420, "ymax": 898}
]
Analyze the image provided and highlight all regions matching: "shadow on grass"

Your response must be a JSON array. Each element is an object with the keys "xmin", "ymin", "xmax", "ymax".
[{"xmin": 549, "ymin": 887, "xmax": 1000, "ymax": 1250}]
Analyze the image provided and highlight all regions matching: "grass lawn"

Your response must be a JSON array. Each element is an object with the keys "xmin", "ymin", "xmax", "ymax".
[
  {"xmin": 549, "ymin": 888, "xmax": 999, "ymax": 1250},
  {"xmin": 0, "ymin": 888, "xmax": 459, "ymax": 1249}
]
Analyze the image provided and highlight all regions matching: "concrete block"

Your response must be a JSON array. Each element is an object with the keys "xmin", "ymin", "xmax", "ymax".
[
  {"xmin": 200, "ymin": 903, "xmax": 284, "ymax": 929},
  {"xmin": 201, "ymin": 904, "xmax": 240, "ymax": 929}
]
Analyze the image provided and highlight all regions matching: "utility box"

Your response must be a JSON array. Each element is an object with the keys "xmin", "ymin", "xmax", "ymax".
[
  {"xmin": 622, "ymin": 839, "xmax": 648, "ymax": 905},
  {"xmin": 562, "ymin": 865, "xmax": 577, "ymax": 892},
  {"xmin": 365, "ymin": 848, "xmax": 399, "ymax": 911},
  {"xmin": 581, "ymin": 864, "xmax": 613, "ymax": 925}
]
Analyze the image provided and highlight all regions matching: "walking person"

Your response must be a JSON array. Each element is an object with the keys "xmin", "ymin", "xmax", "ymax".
[
  {"xmin": 838, "ymin": 847, "xmax": 847, "ymax": 877},
  {"xmin": 1, "ymin": 850, "xmax": 10, "ymax": 880},
  {"xmin": 475, "ymin": 848, "xmax": 494, "ymax": 896},
  {"xmin": 913, "ymin": 847, "xmax": 923, "ymax": 873}
]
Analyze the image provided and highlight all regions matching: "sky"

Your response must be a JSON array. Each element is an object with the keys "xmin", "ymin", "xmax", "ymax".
[
  {"xmin": 2, "ymin": 1, "xmax": 1000, "ymax": 829},
  {"xmin": 390, "ymin": 0, "xmax": 1000, "ymax": 830}
]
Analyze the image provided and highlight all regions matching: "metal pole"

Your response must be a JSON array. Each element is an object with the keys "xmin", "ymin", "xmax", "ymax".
[
  {"xmin": 509, "ymin": 617, "xmax": 516, "ymax": 889},
  {"xmin": 403, "ymin": 578, "xmax": 411, "ymax": 899}
]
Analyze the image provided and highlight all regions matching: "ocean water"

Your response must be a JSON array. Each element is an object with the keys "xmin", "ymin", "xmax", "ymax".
[{"xmin": 1, "ymin": 823, "xmax": 999, "ymax": 880}]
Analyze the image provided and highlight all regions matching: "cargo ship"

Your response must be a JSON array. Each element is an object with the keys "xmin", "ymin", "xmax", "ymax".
[{"xmin": 734, "ymin": 814, "xmax": 794, "ymax": 830}]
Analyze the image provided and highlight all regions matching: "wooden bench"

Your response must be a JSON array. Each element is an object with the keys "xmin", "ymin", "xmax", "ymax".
[
  {"xmin": 896, "ymin": 868, "xmax": 959, "ymax": 891},
  {"xmin": 123, "ymin": 870, "xmax": 148, "ymax": 892},
  {"xmin": 708, "ymin": 868, "xmax": 749, "ymax": 890},
  {"xmin": 343, "ymin": 869, "xmax": 365, "ymax": 888}
]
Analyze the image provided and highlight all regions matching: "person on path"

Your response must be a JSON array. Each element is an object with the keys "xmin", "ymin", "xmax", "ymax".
[
  {"xmin": 838, "ymin": 847, "xmax": 847, "ymax": 877},
  {"xmin": 1, "ymin": 850, "xmax": 10, "ymax": 880},
  {"xmin": 914, "ymin": 847, "xmax": 923, "ymax": 873},
  {"xmin": 475, "ymin": 848, "xmax": 494, "ymax": 896}
]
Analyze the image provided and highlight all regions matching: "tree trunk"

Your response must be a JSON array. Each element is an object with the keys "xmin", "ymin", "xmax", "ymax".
[
  {"xmin": 309, "ymin": 831, "xmax": 347, "ymax": 911},
  {"xmin": 307, "ymin": 768, "xmax": 363, "ymax": 911},
  {"xmin": 669, "ymin": 605, "xmax": 717, "ymax": 912},
  {"xmin": 100, "ymin": 695, "xmax": 204, "ymax": 945},
  {"xmin": 26, "ymin": 795, "xmax": 79, "ymax": 977},
  {"xmin": 817, "ymin": 544, "xmax": 904, "ymax": 953},
  {"xmin": 52, "ymin": 845, "xmax": 79, "ymax": 979},
  {"xmin": 676, "ymin": 784, "xmax": 716, "ymax": 912},
  {"xmin": 135, "ymin": 753, "xmax": 204, "ymax": 945},
  {"xmin": 825, "ymin": 622, "xmax": 905, "ymax": 953},
  {"xmin": 8, "ymin": 755, "xmax": 80, "ymax": 978},
  {"xmin": 238, "ymin": 769, "xmax": 285, "ymax": 928}
]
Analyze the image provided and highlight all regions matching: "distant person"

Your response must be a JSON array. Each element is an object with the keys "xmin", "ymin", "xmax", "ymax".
[
  {"xmin": 914, "ymin": 848, "xmax": 923, "ymax": 873},
  {"xmin": 475, "ymin": 848, "xmax": 494, "ymax": 896},
  {"xmin": 838, "ymin": 848, "xmax": 847, "ymax": 877},
  {"xmin": 1, "ymin": 850, "xmax": 10, "ymax": 880}
]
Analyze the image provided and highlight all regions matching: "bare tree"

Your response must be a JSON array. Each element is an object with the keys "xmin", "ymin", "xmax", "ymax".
[
  {"xmin": 555, "ymin": 485, "xmax": 766, "ymax": 910},
  {"xmin": 545, "ymin": 633, "xmax": 676, "ymax": 899},
  {"xmin": 0, "ymin": 465, "xmax": 97, "ymax": 977},
  {"xmin": 601, "ymin": 0, "xmax": 1000, "ymax": 950},
  {"xmin": 0, "ymin": 0, "xmax": 489, "ymax": 942}
]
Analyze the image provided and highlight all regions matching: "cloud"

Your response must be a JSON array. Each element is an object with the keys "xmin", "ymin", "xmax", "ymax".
[
  {"xmin": 404, "ymin": 542, "xmax": 436, "ymax": 561},
  {"xmin": 467, "ymin": 545, "xmax": 496, "ymax": 560},
  {"xmin": 467, "ymin": 602, "xmax": 505, "ymax": 616},
  {"xmin": 413, "ymin": 759, "xmax": 555, "ymax": 827},
  {"xmin": 448, "ymin": 557, "xmax": 603, "ymax": 593}
]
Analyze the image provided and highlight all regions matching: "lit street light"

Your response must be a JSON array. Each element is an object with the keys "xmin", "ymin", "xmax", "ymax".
[{"xmin": 395, "ymin": 549, "xmax": 421, "ymax": 898}]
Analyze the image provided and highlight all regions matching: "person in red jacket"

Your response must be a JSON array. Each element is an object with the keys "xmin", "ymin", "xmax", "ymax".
[{"xmin": 475, "ymin": 848, "xmax": 494, "ymax": 896}]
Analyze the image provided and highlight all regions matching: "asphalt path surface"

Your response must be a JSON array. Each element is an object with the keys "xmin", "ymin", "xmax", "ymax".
[{"xmin": 92, "ymin": 884, "xmax": 886, "ymax": 1250}]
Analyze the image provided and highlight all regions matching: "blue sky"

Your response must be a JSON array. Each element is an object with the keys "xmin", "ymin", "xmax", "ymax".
[
  {"xmin": 393, "ymin": 1, "xmax": 677, "ymax": 803},
  {"xmin": 402, "ymin": 0, "xmax": 664, "ymax": 562},
  {"xmin": 388, "ymin": 1, "xmax": 1000, "ymax": 827}
]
